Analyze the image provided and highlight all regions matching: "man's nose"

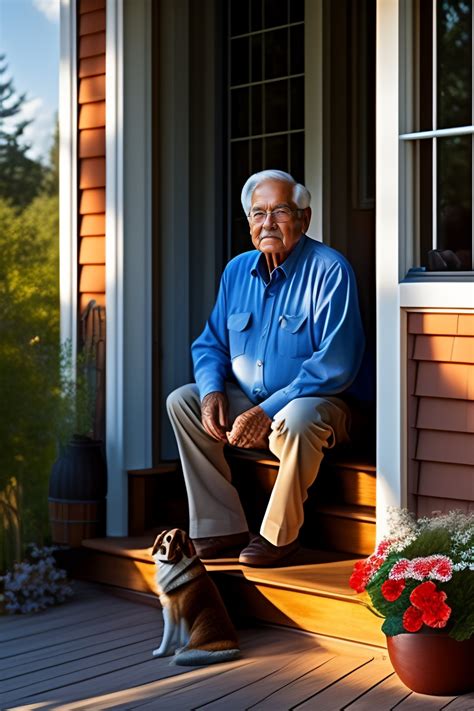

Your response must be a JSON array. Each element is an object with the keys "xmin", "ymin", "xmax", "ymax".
[{"xmin": 262, "ymin": 211, "xmax": 275, "ymax": 227}]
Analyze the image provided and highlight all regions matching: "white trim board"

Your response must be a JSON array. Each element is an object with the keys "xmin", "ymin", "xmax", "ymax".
[
  {"xmin": 59, "ymin": 0, "xmax": 78, "ymax": 358},
  {"xmin": 400, "ymin": 282, "xmax": 474, "ymax": 309},
  {"xmin": 376, "ymin": 0, "xmax": 403, "ymax": 540},
  {"xmin": 105, "ymin": 0, "xmax": 153, "ymax": 536}
]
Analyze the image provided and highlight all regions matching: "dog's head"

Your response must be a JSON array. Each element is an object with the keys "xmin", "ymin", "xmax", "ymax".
[{"xmin": 151, "ymin": 528, "xmax": 196, "ymax": 564}]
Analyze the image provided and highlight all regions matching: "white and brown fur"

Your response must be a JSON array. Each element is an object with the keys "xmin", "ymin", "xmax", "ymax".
[{"xmin": 151, "ymin": 528, "xmax": 240, "ymax": 666}]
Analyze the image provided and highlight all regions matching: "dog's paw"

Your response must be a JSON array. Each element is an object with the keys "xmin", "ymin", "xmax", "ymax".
[
  {"xmin": 174, "ymin": 648, "xmax": 241, "ymax": 666},
  {"xmin": 152, "ymin": 647, "xmax": 174, "ymax": 658}
]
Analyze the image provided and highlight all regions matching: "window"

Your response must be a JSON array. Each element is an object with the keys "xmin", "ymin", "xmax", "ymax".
[
  {"xmin": 402, "ymin": 0, "xmax": 473, "ymax": 274},
  {"xmin": 227, "ymin": 0, "xmax": 305, "ymax": 257}
]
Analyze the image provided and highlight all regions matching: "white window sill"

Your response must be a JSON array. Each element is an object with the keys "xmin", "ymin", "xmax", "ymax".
[{"xmin": 399, "ymin": 280, "xmax": 474, "ymax": 309}]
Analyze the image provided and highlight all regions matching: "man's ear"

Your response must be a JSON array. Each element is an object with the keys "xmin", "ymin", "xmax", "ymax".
[{"xmin": 301, "ymin": 206, "xmax": 312, "ymax": 233}]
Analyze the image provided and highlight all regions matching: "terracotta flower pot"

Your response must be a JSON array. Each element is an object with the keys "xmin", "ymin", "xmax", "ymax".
[{"xmin": 386, "ymin": 632, "xmax": 474, "ymax": 695}]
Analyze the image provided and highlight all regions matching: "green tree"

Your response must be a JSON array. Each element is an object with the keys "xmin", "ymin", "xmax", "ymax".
[
  {"xmin": 0, "ymin": 195, "xmax": 60, "ymax": 571},
  {"xmin": 0, "ymin": 54, "xmax": 46, "ymax": 208},
  {"xmin": 42, "ymin": 117, "xmax": 59, "ymax": 197}
]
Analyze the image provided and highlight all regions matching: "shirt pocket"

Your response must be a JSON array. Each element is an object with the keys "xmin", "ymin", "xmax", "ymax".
[
  {"xmin": 227, "ymin": 312, "xmax": 252, "ymax": 358},
  {"xmin": 277, "ymin": 313, "xmax": 310, "ymax": 358}
]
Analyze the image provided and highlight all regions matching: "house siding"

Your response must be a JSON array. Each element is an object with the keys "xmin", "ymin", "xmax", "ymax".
[
  {"xmin": 408, "ymin": 312, "xmax": 474, "ymax": 516},
  {"xmin": 78, "ymin": 0, "xmax": 106, "ymax": 313}
]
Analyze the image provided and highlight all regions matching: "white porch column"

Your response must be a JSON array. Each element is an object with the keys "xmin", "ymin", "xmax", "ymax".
[
  {"xmin": 376, "ymin": 0, "xmax": 404, "ymax": 539},
  {"xmin": 59, "ymin": 0, "xmax": 78, "ymax": 357},
  {"xmin": 106, "ymin": 0, "xmax": 153, "ymax": 535}
]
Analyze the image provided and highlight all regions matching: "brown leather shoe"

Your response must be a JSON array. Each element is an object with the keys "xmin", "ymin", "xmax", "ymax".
[
  {"xmin": 238, "ymin": 534, "xmax": 299, "ymax": 567},
  {"xmin": 192, "ymin": 532, "xmax": 249, "ymax": 559}
]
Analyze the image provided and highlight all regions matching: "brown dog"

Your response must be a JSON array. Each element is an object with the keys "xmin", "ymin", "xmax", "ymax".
[{"xmin": 151, "ymin": 528, "xmax": 240, "ymax": 665}]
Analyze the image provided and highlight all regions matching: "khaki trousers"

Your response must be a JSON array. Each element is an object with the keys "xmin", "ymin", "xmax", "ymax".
[{"xmin": 166, "ymin": 382, "xmax": 350, "ymax": 546}]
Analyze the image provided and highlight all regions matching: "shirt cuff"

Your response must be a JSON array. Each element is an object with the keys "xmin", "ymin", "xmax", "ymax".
[
  {"xmin": 258, "ymin": 389, "xmax": 291, "ymax": 419},
  {"xmin": 195, "ymin": 375, "xmax": 225, "ymax": 402}
]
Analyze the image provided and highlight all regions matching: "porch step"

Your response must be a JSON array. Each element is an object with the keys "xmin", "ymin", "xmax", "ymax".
[
  {"xmin": 126, "ymin": 451, "xmax": 376, "ymax": 556},
  {"xmin": 72, "ymin": 536, "xmax": 384, "ymax": 648}
]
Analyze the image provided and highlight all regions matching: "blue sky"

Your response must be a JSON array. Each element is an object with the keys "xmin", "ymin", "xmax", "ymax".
[{"xmin": 0, "ymin": 0, "xmax": 59, "ymax": 163}]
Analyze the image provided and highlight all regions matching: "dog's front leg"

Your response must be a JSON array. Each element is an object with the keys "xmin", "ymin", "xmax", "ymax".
[{"xmin": 152, "ymin": 607, "xmax": 178, "ymax": 657}]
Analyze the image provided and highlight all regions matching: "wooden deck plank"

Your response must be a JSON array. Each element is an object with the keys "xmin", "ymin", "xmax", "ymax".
[
  {"xmin": 395, "ymin": 693, "xmax": 458, "ymax": 709},
  {"xmin": 249, "ymin": 654, "xmax": 374, "ymax": 710},
  {"xmin": 196, "ymin": 650, "xmax": 336, "ymax": 709},
  {"xmin": 0, "ymin": 594, "xmax": 128, "ymax": 639},
  {"xmin": 2, "ymin": 633, "xmax": 161, "ymax": 694},
  {"xmin": 294, "ymin": 657, "xmax": 395, "ymax": 709},
  {"xmin": 0, "ymin": 620, "xmax": 161, "ymax": 681},
  {"xmin": 344, "ymin": 673, "xmax": 414, "ymax": 709},
  {"xmin": 1, "ymin": 584, "xmax": 469, "ymax": 711},
  {"xmin": 2, "ymin": 606, "xmax": 160, "ymax": 658},
  {"xmin": 442, "ymin": 694, "xmax": 474, "ymax": 710}
]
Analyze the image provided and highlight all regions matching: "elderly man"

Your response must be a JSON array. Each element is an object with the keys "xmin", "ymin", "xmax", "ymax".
[{"xmin": 167, "ymin": 170, "xmax": 364, "ymax": 566}]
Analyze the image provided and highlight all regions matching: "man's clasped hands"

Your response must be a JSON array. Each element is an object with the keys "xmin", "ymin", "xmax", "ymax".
[{"xmin": 201, "ymin": 391, "xmax": 271, "ymax": 450}]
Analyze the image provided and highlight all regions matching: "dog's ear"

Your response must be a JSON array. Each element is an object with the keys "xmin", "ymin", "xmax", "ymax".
[
  {"xmin": 151, "ymin": 530, "xmax": 167, "ymax": 556},
  {"xmin": 177, "ymin": 529, "xmax": 196, "ymax": 558}
]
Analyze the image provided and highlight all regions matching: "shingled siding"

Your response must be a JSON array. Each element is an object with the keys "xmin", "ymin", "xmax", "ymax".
[
  {"xmin": 78, "ymin": 0, "xmax": 106, "ymax": 312},
  {"xmin": 408, "ymin": 313, "xmax": 474, "ymax": 516}
]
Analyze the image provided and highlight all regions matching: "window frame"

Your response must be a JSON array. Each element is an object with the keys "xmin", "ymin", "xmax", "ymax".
[{"xmin": 400, "ymin": 0, "xmax": 474, "ymax": 278}]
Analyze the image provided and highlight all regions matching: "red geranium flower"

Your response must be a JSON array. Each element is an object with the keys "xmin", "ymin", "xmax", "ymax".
[
  {"xmin": 349, "ymin": 561, "xmax": 368, "ymax": 593},
  {"xmin": 403, "ymin": 605, "xmax": 423, "ymax": 632},
  {"xmin": 410, "ymin": 580, "xmax": 438, "ymax": 608},
  {"xmin": 409, "ymin": 581, "xmax": 452, "ymax": 629},
  {"xmin": 381, "ymin": 579, "xmax": 405, "ymax": 601}
]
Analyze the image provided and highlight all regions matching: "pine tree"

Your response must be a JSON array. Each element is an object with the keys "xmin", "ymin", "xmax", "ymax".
[{"xmin": 0, "ymin": 54, "xmax": 46, "ymax": 208}]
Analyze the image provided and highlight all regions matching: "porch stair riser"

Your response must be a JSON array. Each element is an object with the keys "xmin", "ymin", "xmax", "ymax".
[{"xmin": 71, "ymin": 537, "xmax": 384, "ymax": 648}]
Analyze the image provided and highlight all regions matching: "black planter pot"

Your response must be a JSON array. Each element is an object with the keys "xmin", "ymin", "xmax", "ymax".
[{"xmin": 48, "ymin": 436, "xmax": 107, "ymax": 547}]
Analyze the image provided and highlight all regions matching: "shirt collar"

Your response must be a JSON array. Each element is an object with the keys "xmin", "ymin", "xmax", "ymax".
[{"xmin": 250, "ymin": 234, "xmax": 307, "ymax": 281}]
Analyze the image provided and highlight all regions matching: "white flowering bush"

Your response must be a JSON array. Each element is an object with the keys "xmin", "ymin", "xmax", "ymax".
[{"xmin": 0, "ymin": 545, "xmax": 74, "ymax": 614}]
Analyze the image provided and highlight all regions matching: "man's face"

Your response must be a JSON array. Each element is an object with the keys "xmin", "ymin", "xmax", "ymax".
[{"xmin": 248, "ymin": 180, "xmax": 311, "ymax": 259}]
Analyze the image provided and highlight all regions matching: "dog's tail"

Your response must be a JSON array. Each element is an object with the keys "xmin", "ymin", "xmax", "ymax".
[{"xmin": 173, "ymin": 647, "xmax": 241, "ymax": 666}]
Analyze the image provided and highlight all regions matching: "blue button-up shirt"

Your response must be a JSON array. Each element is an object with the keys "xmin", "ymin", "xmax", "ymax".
[{"xmin": 191, "ymin": 235, "xmax": 365, "ymax": 418}]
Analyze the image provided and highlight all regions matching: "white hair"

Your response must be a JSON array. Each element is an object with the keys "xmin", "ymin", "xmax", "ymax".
[{"xmin": 241, "ymin": 170, "xmax": 311, "ymax": 215}]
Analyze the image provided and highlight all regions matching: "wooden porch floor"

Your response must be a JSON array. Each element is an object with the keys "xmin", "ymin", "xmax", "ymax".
[{"xmin": 1, "ymin": 583, "xmax": 472, "ymax": 710}]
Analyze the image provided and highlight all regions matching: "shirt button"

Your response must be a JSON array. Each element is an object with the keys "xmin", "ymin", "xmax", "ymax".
[{"xmin": 257, "ymin": 360, "xmax": 263, "ymax": 367}]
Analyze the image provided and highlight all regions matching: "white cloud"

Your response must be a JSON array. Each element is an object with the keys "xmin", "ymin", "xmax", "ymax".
[
  {"xmin": 3, "ymin": 96, "xmax": 57, "ymax": 164},
  {"xmin": 33, "ymin": 0, "xmax": 60, "ymax": 24}
]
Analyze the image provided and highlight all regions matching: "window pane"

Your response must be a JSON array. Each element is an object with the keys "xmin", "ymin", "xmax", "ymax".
[
  {"xmin": 265, "ymin": 79, "xmax": 288, "ymax": 133},
  {"xmin": 290, "ymin": 76, "xmax": 304, "ymax": 129},
  {"xmin": 290, "ymin": 132, "xmax": 305, "ymax": 183},
  {"xmin": 437, "ymin": 0, "xmax": 472, "ymax": 129},
  {"xmin": 230, "ymin": 0, "xmax": 249, "ymax": 37},
  {"xmin": 250, "ymin": 0, "xmax": 263, "ymax": 31},
  {"xmin": 264, "ymin": 0, "xmax": 288, "ymax": 28},
  {"xmin": 251, "ymin": 84, "xmax": 263, "ymax": 135},
  {"xmin": 231, "ymin": 37, "xmax": 250, "ymax": 86},
  {"xmin": 290, "ymin": 0, "xmax": 304, "ymax": 23},
  {"xmin": 265, "ymin": 134, "xmax": 289, "ymax": 170},
  {"xmin": 419, "ymin": 0, "xmax": 433, "ymax": 131},
  {"xmin": 419, "ymin": 140, "xmax": 433, "ymax": 268},
  {"xmin": 251, "ymin": 34, "xmax": 263, "ymax": 82},
  {"xmin": 231, "ymin": 141, "xmax": 251, "ymax": 255},
  {"xmin": 251, "ymin": 137, "xmax": 263, "ymax": 171},
  {"xmin": 264, "ymin": 28, "xmax": 288, "ymax": 79},
  {"xmin": 437, "ymin": 135, "xmax": 472, "ymax": 269},
  {"xmin": 290, "ymin": 24, "xmax": 304, "ymax": 74},
  {"xmin": 231, "ymin": 87, "xmax": 249, "ymax": 138}
]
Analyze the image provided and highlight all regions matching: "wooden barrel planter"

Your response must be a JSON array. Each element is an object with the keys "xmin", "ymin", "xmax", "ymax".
[{"xmin": 48, "ymin": 436, "xmax": 107, "ymax": 547}]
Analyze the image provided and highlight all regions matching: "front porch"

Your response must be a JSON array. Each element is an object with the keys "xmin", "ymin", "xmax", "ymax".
[{"xmin": 3, "ymin": 582, "xmax": 468, "ymax": 710}]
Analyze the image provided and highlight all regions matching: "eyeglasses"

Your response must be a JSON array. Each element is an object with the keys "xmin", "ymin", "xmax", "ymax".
[{"xmin": 248, "ymin": 207, "xmax": 302, "ymax": 225}]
